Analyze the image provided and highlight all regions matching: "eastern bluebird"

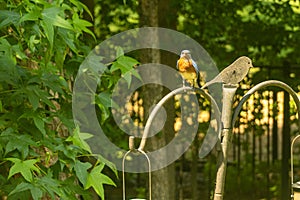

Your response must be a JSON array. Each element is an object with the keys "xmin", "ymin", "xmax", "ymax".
[
  {"xmin": 176, "ymin": 50, "xmax": 200, "ymax": 88},
  {"xmin": 201, "ymin": 56, "xmax": 253, "ymax": 89}
]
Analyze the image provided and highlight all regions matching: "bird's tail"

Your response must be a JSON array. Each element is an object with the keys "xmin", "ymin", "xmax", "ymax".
[
  {"xmin": 196, "ymin": 75, "xmax": 201, "ymax": 88},
  {"xmin": 201, "ymin": 82, "xmax": 210, "ymax": 89},
  {"xmin": 201, "ymin": 75, "xmax": 222, "ymax": 89}
]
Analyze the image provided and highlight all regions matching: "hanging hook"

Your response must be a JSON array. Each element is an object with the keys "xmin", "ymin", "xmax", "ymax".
[{"xmin": 122, "ymin": 136, "xmax": 152, "ymax": 200}]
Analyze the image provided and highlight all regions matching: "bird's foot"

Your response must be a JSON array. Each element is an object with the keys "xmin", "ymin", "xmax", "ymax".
[{"xmin": 223, "ymin": 83, "xmax": 239, "ymax": 88}]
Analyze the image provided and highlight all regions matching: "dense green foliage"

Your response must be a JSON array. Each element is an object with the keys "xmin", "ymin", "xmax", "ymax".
[{"xmin": 0, "ymin": 0, "xmax": 121, "ymax": 199}]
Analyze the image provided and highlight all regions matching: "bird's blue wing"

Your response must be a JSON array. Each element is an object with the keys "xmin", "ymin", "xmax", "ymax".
[{"xmin": 191, "ymin": 59, "xmax": 199, "ymax": 73}]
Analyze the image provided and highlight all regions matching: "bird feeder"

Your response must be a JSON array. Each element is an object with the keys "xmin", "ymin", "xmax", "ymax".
[
  {"xmin": 291, "ymin": 135, "xmax": 300, "ymax": 200},
  {"xmin": 122, "ymin": 136, "xmax": 151, "ymax": 200}
]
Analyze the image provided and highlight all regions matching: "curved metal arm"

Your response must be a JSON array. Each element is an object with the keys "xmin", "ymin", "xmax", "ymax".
[
  {"xmin": 232, "ymin": 80, "xmax": 300, "ymax": 128},
  {"xmin": 138, "ymin": 86, "xmax": 222, "ymax": 157}
]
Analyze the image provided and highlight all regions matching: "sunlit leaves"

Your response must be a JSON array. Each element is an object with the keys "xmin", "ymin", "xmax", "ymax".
[
  {"xmin": 75, "ymin": 160, "xmax": 117, "ymax": 200},
  {"xmin": 72, "ymin": 12, "xmax": 95, "ymax": 39},
  {"xmin": 110, "ymin": 56, "xmax": 139, "ymax": 74},
  {"xmin": 41, "ymin": 6, "xmax": 73, "ymax": 48},
  {"xmin": 6, "ymin": 158, "xmax": 40, "ymax": 182},
  {"xmin": 42, "ymin": 7, "xmax": 73, "ymax": 30},
  {"xmin": 85, "ymin": 163, "xmax": 116, "ymax": 200},
  {"xmin": 66, "ymin": 126, "xmax": 93, "ymax": 153},
  {"xmin": 40, "ymin": 19, "xmax": 54, "ymax": 49},
  {"xmin": 110, "ymin": 55, "xmax": 141, "ymax": 87},
  {"xmin": 0, "ymin": 0, "xmax": 116, "ymax": 199},
  {"xmin": 74, "ymin": 160, "xmax": 92, "ymax": 186},
  {"xmin": 69, "ymin": 0, "xmax": 93, "ymax": 19}
]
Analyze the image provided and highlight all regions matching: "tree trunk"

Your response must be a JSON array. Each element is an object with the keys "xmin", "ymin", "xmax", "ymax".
[
  {"xmin": 191, "ymin": 139, "xmax": 200, "ymax": 199},
  {"xmin": 138, "ymin": 0, "xmax": 177, "ymax": 199}
]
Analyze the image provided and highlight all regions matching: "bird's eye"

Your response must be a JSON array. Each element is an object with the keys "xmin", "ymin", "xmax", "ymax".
[{"xmin": 248, "ymin": 61, "xmax": 250, "ymax": 64}]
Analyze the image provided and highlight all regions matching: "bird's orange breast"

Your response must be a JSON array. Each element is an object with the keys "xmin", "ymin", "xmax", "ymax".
[{"xmin": 177, "ymin": 58, "xmax": 196, "ymax": 73}]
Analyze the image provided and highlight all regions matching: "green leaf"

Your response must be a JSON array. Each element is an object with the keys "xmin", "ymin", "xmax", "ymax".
[
  {"xmin": 96, "ymin": 91, "xmax": 112, "ymax": 108},
  {"xmin": 85, "ymin": 163, "xmax": 116, "ymax": 199},
  {"xmin": 30, "ymin": 186, "xmax": 43, "ymax": 200},
  {"xmin": 70, "ymin": 0, "xmax": 93, "ymax": 20},
  {"xmin": 117, "ymin": 56, "xmax": 139, "ymax": 70},
  {"xmin": 81, "ymin": 53, "xmax": 106, "ymax": 75},
  {"xmin": 0, "ymin": 37, "xmax": 14, "ymax": 61},
  {"xmin": 41, "ymin": 19, "xmax": 54, "ymax": 49},
  {"xmin": 33, "ymin": 116, "xmax": 46, "ymax": 135},
  {"xmin": 9, "ymin": 182, "xmax": 43, "ymax": 200},
  {"xmin": 96, "ymin": 154, "xmax": 118, "ymax": 178},
  {"xmin": 28, "ymin": 35, "xmax": 39, "ymax": 52},
  {"xmin": 41, "ymin": 74, "xmax": 65, "ymax": 94},
  {"xmin": 55, "ymin": 144, "xmax": 77, "ymax": 161},
  {"xmin": 57, "ymin": 28, "xmax": 77, "ymax": 53},
  {"xmin": 26, "ymin": 87, "xmax": 40, "ymax": 110},
  {"xmin": 37, "ymin": 175, "xmax": 63, "ymax": 198},
  {"xmin": 9, "ymin": 182, "xmax": 32, "ymax": 195},
  {"xmin": 116, "ymin": 46, "xmax": 124, "ymax": 58},
  {"xmin": 97, "ymin": 103, "xmax": 110, "ymax": 123},
  {"xmin": 121, "ymin": 69, "xmax": 142, "ymax": 88},
  {"xmin": 95, "ymin": 91, "xmax": 116, "ymax": 123},
  {"xmin": 5, "ymin": 134, "xmax": 37, "ymax": 158},
  {"xmin": 0, "ymin": 10, "xmax": 20, "ymax": 28},
  {"xmin": 74, "ymin": 160, "xmax": 92, "ymax": 186},
  {"xmin": 18, "ymin": 110, "xmax": 47, "ymax": 135},
  {"xmin": 12, "ymin": 44, "xmax": 28, "ymax": 60},
  {"xmin": 20, "ymin": 8, "xmax": 41, "ymax": 22},
  {"xmin": 110, "ymin": 61, "xmax": 123, "ymax": 72},
  {"xmin": 122, "ymin": 72, "xmax": 132, "ymax": 87},
  {"xmin": 6, "ymin": 158, "xmax": 40, "ymax": 182},
  {"xmin": 66, "ymin": 126, "xmax": 93, "ymax": 153},
  {"xmin": 72, "ymin": 13, "xmax": 95, "ymax": 39},
  {"xmin": 37, "ymin": 90, "xmax": 56, "ymax": 109},
  {"xmin": 25, "ymin": 84, "xmax": 55, "ymax": 110},
  {"xmin": 42, "ymin": 7, "xmax": 73, "ymax": 30},
  {"xmin": 110, "ymin": 56, "xmax": 141, "ymax": 86}
]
